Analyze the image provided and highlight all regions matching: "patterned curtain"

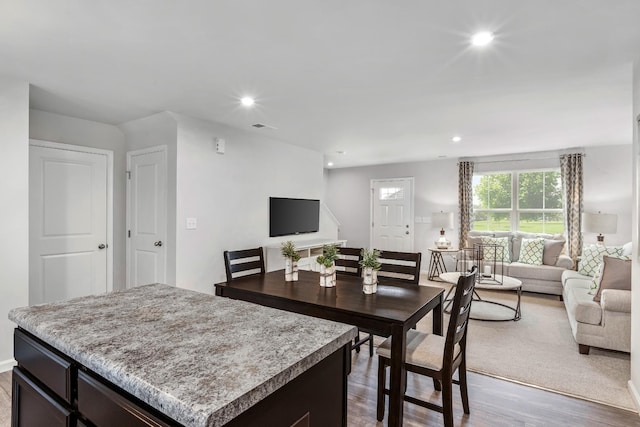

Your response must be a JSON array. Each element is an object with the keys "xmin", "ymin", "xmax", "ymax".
[
  {"xmin": 560, "ymin": 153, "xmax": 584, "ymax": 262},
  {"xmin": 458, "ymin": 161, "xmax": 474, "ymax": 249}
]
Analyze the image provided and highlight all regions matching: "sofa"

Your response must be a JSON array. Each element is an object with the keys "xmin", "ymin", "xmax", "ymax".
[
  {"xmin": 465, "ymin": 231, "xmax": 574, "ymax": 296},
  {"xmin": 561, "ymin": 243, "xmax": 632, "ymax": 354}
]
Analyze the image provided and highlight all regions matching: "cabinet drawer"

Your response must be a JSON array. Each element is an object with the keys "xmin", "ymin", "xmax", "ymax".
[
  {"xmin": 77, "ymin": 370, "xmax": 174, "ymax": 427},
  {"xmin": 14, "ymin": 329, "xmax": 73, "ymax": 403},
  {"xmin": 12, "ymin": 367, "xmax": 73, "ymax": 427}
]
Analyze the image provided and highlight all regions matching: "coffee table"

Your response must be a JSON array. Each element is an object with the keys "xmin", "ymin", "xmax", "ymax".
[{"xmin": 439, "ymin": 272, "xmax": 522, "ymax": 321}]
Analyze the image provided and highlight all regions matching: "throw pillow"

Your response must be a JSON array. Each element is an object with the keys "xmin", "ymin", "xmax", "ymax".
[
  {"xmin": 542, "ymin": 239, "xmax": 565, "ymax": 266},
  {"xmin": 578, "ymin": 245, "xmax": 623, "ymax": 277},
  {"xmin": 592, "ymin": 255, "xmax": 632, "ymax": 302},
  {"xmin": 589, "ymin": 262, "xmax": 605, "ymax": 295},
  {"xmin": 480, "ymin": 236, "xmax": 510, "ymax": 262},
  {"xmin": 518, "ymin": 238, "xmax": 545, "ymax": 265}
]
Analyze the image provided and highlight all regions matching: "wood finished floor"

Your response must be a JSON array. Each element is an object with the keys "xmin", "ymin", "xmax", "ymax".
[{"xmin": 1, "ymin": 357, "xmax": 639, "ymax": 427}]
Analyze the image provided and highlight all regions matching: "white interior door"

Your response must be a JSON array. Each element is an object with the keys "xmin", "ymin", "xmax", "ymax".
[
  {"xmin": 371, "ymin": 178, "xmax": 414, "ymax": 251},
  {"xmin": 127, "ymin": 147, "xmax": 167, "ymax": 287},
  {"xmin": 30, "ymin": 142, "xmax": 110, "ymax": 305}
]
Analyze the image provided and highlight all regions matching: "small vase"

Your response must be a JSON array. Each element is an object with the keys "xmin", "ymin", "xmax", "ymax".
[
  {"xmin": 319, "ymin": 263, "xmax": 336, "ymax": 287},
  {"xmin": 285, "ymin": 258, "xmax": 293, "ymax": 282},
  {"xmin": 363, "ymin": 267, "xmax": 378, "ymax": 294},
  {"xmin": 292, "ymin": 260, "xmax": 298, "ymax": 281},
  {"xmin": 326, "ymin": 263, "xmax": 336, "ymax": 287},
  {"xmin": 319, "ymin": 264, "xmax": 327, "ymax": 287}
]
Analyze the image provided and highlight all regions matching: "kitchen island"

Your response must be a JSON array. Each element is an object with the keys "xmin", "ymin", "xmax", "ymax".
[{"xmin": 9, "ymin": 283, "xmax": 357, "ymax": 427}]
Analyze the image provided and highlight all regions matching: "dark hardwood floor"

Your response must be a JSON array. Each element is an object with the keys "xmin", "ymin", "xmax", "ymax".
[
  {"xmin": 347, "ymin": 349, "xmax": 640, "ymax": 427},
  {"xmin": 1, "ymin": 355, "xmax": 639, "ymax": 427}
]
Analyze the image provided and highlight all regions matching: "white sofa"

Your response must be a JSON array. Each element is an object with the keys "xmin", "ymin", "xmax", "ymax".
[
  {"xmin": 561, "ymin": 250, "xmax": 632, "ymax": 354},
  {"xmin": 465, "ymin": 231, "xmax": 573, "ymax": 296}
]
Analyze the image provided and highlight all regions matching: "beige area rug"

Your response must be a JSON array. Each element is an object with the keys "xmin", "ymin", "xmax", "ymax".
[{"xmin": 418, "ymin": 280, "xmax": 635, "ymax": 411}]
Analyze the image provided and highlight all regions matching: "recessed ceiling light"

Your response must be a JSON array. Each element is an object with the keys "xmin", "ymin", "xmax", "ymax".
[
  {"xmin": 240, "ymin": 96, "xmax": 255, "ymax": 107},
  {"xmin": 452, "ymin": 136, "xmax": 462, "ymax": 143},
  {"xmin": 327, "ymin": 162, "xmax": 334, "ymax": 167},
  {"xmin": 471, "ymin": 32, "xmax": 494, "ymax": 47}
]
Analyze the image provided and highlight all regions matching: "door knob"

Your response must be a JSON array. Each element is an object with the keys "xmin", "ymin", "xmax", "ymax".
[
  {"xmin": 154, "ymin": 241, "xmax": 163, "ymax": 247},
  {"xmin": 405, "ymin": 231, "xmax": 410, "ymax": 235},
  {"xmin": 98, "ymin": 244, "xmax": 106, "ymax": 249}
]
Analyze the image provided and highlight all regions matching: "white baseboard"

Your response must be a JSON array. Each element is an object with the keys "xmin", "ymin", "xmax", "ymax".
[
  {"xmin": 628, "ymin": 380, "xmax": 640, "ymax": 414},
  {"xmin": 0, "ymin": 358, "xmax": 16, "ymax": 373}
]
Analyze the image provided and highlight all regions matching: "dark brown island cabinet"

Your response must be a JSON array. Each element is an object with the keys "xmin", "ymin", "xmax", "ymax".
[{"xmin": 9, "ymin": 284, "xmax": 356, "ymax": 427}]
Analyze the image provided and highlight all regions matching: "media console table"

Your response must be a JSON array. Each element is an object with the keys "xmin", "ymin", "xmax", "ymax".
[{"xmin": 265, "ymin": 238, "xmax": 347, "ymax": 272}]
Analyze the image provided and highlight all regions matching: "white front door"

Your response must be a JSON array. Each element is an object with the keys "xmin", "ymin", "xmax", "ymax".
[
  {"xmin": 371, "ymin": 178, "xmax": 414, "ymax": 251},
  {"xmin": 29, "ymin": 142, "xmax": 111, "ymax": 305},
  {"xmin": 127, "ymin": 147, "xmax": 167, "ymax": 287}
]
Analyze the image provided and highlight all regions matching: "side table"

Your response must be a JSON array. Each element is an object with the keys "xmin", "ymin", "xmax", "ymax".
[{"xmin": 427, "ymin": 247, "xmax": 459, "ymax": 281}]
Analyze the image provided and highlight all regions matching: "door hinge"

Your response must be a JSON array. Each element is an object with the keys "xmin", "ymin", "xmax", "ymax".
[
  {"xmin": 126, "ymin": 171, "xmax": 131, "ymax": 179},
  {"xmin": 128, "ymin": 230, "xmax": 131, "ymax": 238}
]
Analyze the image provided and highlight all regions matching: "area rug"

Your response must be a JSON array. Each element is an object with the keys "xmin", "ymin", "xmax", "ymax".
[{"xmin": 418, "ymin": 280, "xmax": 635, "ymax": 411}]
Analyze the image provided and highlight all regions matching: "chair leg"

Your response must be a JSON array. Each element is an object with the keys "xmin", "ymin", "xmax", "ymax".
[
  {"xmin": 459, "ymin": 361, "xmax": 470, "ymax": 414},
  {"xmin": 433, "ymin": 378, "xmax": 442, "ymax": 391},
  {"xmin": 354, "ymin": 332, "xmax": 361, "ymax": 353},
  {"xmin": 442, "ymin": 377, "xmax": 454, "ymax": 427},
  {"xmin": 368, "ymin": 334, "xmax": 374, "ymax": 357},
  {"xmin": 578, "ymin": 344, "xmax": 590, "ymax": 355},
  {"xmin": 377, "ymin": 357, "xmax": 386, "ymax": 421}
]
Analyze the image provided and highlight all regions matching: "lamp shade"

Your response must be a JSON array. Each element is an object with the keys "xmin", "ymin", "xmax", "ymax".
[
  {"xmin": 582, "ymin": 212, "xmax": 617, "ymax": 234},
  {"xmin": 432, "ymin": 212, "xmax": 454, "ymax": 229}
]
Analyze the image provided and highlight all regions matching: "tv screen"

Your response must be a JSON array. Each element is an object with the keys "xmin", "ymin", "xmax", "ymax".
[{"xmin": 269, "ymin": 197, "xmax": 320, "ymax": 237}]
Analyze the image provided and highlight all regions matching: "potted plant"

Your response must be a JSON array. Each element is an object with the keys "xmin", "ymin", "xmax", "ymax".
[
  {"xmin": 281, "ymin": 241, "xmax": 301, "ymax": 281},
  {"xmin": 317, "ymin": 244, "xmax": 339, "ymax": 287},
  {"xmin": 360, "ymin": 248, "xmax": 381, "ymax": 294}
]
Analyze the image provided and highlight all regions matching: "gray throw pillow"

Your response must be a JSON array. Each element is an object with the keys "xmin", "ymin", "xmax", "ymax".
[
  {"xmin": 592, "ymin": 256, "xmax": 631, "ymax": 303},
  {"xmin": 542, "ymin": 239, "xmax": 565, "ymax": 266}
]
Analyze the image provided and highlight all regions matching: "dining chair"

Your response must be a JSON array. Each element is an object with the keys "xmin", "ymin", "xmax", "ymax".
[
  {"xmin": 376, "ymin": 266, "xmax": 478, "ymax": 427},
  {"xmin": 334, "ymin": 247, "xmax": 362, "ymax": 276},
  {"xmin": 376, "ymin": 250, "xmax": 422, "ymax": 285},
  {"xmin": 335, "ymin": 247, "xmax": 375, "ymax": 356},
  {"xmin": 223, "ymin": 247, "xmax": 266, "ymax": 282}
]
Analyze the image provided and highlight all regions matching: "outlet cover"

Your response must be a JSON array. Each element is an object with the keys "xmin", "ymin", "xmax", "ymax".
[{"xmin": 186, "ymin": 218, "xmax": 197, "ymax": 229}]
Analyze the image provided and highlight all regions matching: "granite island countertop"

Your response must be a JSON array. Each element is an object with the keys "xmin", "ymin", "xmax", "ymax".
[{"xmin": 9, "ymin": 283, "xmax": 357, "ymax": 427}]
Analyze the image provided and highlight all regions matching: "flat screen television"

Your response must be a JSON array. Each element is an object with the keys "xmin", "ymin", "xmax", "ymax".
[{"xmin": 269, "ymin": 197, "xmax": 320, "ymax": 237}]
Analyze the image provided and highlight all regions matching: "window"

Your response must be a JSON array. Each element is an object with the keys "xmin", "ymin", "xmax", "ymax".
[
  {"xmin": 379, "ymin": 187, "xmax": 404, "ymax": 200},
  {"xmin": 472, "ymin": 169, "xmax": 563, "ymax": 233}
]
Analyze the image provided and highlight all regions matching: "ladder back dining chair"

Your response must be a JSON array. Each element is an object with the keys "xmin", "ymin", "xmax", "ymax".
[
  {"xmin": 223, "ymin": 247, "xmax": 266, "ymax": 282},
  {"xmin": 376, "ymin": 250, "xmax": 422, "ymax": 285},
  {"xmin": 376, "ymin": 266, "xmax": 478, "ymax": 427}
]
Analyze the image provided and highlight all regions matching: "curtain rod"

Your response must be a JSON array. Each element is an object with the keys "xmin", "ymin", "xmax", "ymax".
[{"xmin": 459, "ymin": 154, "xmax": 586, "ymax": 165}]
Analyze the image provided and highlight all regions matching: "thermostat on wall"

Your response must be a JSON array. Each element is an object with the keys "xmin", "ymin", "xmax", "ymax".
[{"xmin": 214, "ymin": 137, "xmax": 225, "ymax": 154}]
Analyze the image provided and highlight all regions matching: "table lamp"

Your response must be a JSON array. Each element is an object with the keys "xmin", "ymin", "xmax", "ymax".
[
  {"xmin": 432, "ymin": 211, "xmax": 454, "ymax": 249},
  {"xmin": 582, "ymin": 211, "xmax": 617, "ymax": 245}
]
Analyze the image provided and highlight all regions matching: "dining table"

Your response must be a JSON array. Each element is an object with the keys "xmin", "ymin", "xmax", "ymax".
[{"xmin": 214, "ymin": 269, "xmax": 444, "ymax": 427}]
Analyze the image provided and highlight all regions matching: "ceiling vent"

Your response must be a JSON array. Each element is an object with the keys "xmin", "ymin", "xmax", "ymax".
[{"xmin": 252, "ymin": 123, "xmax": 278, "ymax": 130}]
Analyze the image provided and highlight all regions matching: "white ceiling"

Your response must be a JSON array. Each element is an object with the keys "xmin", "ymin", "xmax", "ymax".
[{"xmin": 1, "ymin": 0, "xmax": 639, "ymax": 168}]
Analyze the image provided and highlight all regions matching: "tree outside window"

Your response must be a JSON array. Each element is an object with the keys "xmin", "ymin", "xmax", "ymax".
[{"xmin": 472, "ymin": 170, "xmax": 563, "ymax": 233}]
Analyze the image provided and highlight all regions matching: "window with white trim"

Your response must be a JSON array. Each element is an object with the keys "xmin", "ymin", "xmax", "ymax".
[{"xmin": 472, "ymin": 169, "xmax": 563, "ymax": 234}]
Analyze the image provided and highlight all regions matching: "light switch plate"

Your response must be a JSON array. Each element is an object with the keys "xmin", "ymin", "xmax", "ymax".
[{"xmin": 186, "ymin": 218, "xmax": 197, "ymax": 229}]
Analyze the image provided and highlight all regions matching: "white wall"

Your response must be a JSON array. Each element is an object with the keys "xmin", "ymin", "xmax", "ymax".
[
  {"xmin": 29, "ymin": 109, "xmax": 128, "ymax": 288},
  {"xmin": 0, "ymin": 78, "xmax": 29, "ymax": 370},
  {"xmin": 172, "ymin": 114, "xmax": 327, "ymax": 294},
  {"xmin": 630, "ymin": 59, "xmax": 640, "ymax": 410},
  {"xmin": 326, "ymin": 146, "xmax": 633, "ymax": 271},
  {"xmin": 325, "ymin": 158, "xmax": 459, "ymax": 270},
  {"xmin": 119, "ymin": 112, "xmax": 178, "ymax": 285}
]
